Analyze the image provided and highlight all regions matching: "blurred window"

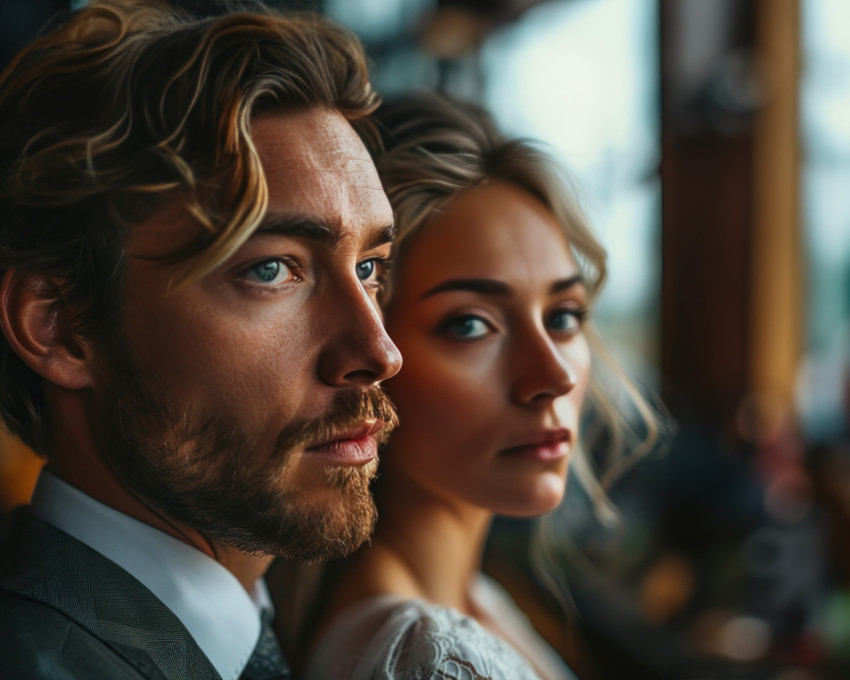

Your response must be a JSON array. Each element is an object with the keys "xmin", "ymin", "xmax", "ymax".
[
  {"xmin": 481, "ymin": 0, "xmax": 660, "ymax": 376},
  {"xmin": 328, "ymin": 0, "xmax": 661, "ymax": 378},
  {"xmin": 323, "ymin": 0, "xmax": 433, "ymax": 43},
  {"xmin": 799, "ymin": 0, "xmax": 850, "ymax": 440}
]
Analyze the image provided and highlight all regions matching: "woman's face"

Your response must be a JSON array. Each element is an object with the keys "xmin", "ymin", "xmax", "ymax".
[{"xmin": 382, "ymin": 180, "xmax": 591, "ymax": 517}]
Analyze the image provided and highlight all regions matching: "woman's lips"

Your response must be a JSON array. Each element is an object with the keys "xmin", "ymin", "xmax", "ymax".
[
  {"xmin": 499, "ymin": 428, "xmax": 571, "ymax": 462},
  {"xmin": 304, "ymin": 420, "xmax": 384, "ymax": 465}
]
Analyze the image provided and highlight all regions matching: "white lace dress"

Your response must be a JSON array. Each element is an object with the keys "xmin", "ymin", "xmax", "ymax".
[{"xmin": 302, "ymin": 574, "xmax": 577, "ymax": 680}]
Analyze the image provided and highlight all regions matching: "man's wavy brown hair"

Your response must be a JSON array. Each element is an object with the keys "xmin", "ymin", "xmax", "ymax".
[{"xmin": 0, "ymin": 0, "xmax": 379, "ymax": 455}]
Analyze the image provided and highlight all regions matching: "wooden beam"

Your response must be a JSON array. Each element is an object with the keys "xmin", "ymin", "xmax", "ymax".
[{"xmin": 750, "ymin": 0, "xmax": 801, "ymax": 406}]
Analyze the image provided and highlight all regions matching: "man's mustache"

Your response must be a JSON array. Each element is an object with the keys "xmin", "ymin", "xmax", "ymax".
[{"xmin": 273, "ymin": 388, "xmax": 399, "ymax": 457}]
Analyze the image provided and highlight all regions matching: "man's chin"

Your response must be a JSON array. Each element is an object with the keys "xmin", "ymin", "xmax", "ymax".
[
  {"xmin": 322, "ymin": 457, "xmax": 378, "ymax": 488},
  {"xmin": 268, "ymin": 495, "xmax": 377, "ymax": 562},
  {"xmin": 229, "ymin": 462, "xmax": 378, "ymax": 561}
]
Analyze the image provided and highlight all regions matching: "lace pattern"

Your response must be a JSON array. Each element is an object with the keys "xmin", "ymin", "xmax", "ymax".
[{"xmin": 306, "ymin": 596, "xmax": 546, "ymax": 680}]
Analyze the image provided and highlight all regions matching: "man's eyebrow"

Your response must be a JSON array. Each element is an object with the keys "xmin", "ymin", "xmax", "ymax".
[
  {"xmin": 365, "ymin": 224, "xmax": 396, "ymax": 251},
  {"xmin": 253, "ymin": 217, "xmax": 395, "ymax": 250},
  {"xmin": 550, "ymin": 274, "xmax": 586, "ymax": 294},
  {"xmin": 254, "ymin": 216, "xmax": 340, "ymax": 243},
  {"xmin": 421, "ymin": 278, "xmax": 511, "ymax": 300}
]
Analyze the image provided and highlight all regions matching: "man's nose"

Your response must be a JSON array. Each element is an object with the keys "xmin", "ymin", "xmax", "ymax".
[{"xmin": 317, "ymin": 282, "xmax": 402, "ymax": 388}]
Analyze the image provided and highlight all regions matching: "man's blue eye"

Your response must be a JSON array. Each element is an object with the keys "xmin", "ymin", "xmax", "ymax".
[
  {"xmin": 356, "ymin": 259, "xmax": 376, "ymax": 281},
  {"xmin": 243, "ymin": 259, "xmax": 291, "ymax": 285},
  {"xmin": 444, "ymin": 315, "xmax": 490, "ymax": 339},
  {"xmin": 253, "ymin": 261, "xmax": 281, "ymax": 282}
]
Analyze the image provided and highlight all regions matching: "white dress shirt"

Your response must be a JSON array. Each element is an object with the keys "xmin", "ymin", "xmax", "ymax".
[{"xmin": 30, "ymin": 469, "xmax": 268, "ymax": 680}]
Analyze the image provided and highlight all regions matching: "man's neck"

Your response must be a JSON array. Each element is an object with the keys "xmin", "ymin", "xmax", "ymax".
[
  {"xmin": 49, "ymin": 460, "xmax": 273, "ymax": 591},
  {"xmin": 45, "ymin": 388, "xmax": 271, "ymax": 592}
]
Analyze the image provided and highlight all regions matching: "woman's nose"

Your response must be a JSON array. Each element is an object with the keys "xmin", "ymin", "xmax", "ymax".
[{"xmin": 509, "ymin": 330, "xmax": 578, "ymax": 408}]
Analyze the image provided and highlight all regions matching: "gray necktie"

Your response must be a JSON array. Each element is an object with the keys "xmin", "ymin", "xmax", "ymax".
[{"xmin": 239, "ymin": 614, "xmax": 290, "ymax": 680}]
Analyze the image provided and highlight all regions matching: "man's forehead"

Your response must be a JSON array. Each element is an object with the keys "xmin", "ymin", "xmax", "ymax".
[
  {"xmin": 251, "ymin": 109, "xmax": 391, "ymax": 229},
  {"xmin": 128, "ymin": 108, "xmax": 391, "ymax": 260},
  {"xmin": 251, "ymin": 109, "xmax": 377, "ymax": 177}
]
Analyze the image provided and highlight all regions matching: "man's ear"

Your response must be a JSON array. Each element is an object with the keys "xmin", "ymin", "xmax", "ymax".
[{"xmin": 0, "ymin": 270, "xmax": 95, "ymax": 389}]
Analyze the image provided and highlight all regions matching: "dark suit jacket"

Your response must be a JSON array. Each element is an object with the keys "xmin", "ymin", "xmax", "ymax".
[{"xmin": 0, "ymin": 507, "xmax": 220, "ymax": 679}]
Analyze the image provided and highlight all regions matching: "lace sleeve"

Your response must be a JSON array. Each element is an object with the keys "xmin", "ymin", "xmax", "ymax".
[{"xmin": 306, "ymin": 596, "xmax": 546, "ymax": 680}]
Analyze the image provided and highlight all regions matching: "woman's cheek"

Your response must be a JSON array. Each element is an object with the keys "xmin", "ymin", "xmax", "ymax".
[{"xmin": 392, "ymin": 353, "xmax": 496, "ymax": 426}]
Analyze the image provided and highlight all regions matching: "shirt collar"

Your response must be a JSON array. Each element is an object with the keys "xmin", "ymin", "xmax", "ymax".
[{"xmin": 30, "ymin": 469, "xmax": 265, "ymax": 680}]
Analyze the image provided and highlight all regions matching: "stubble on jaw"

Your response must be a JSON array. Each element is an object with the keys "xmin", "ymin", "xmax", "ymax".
[{"xmin": 98, "ymin": 340, "xmax": 398, "ymax": 561}]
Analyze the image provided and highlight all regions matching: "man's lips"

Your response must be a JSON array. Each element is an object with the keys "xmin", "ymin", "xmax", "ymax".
[
  {"xmin": 304, "ymin": 419, "xmax": 385, "ymax": 465},
  {"xmin": 499, "ymin": 428, "xmax": 571, "ymax": 462}
]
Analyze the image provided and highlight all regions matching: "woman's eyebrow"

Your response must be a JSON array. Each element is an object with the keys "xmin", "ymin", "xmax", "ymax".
[
  {"xmin": 420, "ymin": 278, "xmax": 511, "ymax": 300},
  {"xmin": 421, "ymin": 274, "xmax": 586, "ymax": 300},
  {"xmin": 550, "ymin": 274, "xmax": 586, "ymax": 294}
]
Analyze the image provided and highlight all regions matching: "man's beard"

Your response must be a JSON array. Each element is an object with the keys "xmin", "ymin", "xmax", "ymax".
[{"xmin": 98, "ymin": 343, "xmax": 398, "ymax": 561}]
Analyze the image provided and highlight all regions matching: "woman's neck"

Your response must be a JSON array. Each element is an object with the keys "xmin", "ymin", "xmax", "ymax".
[
  {"xmin": 372, "ymin": 480, "xmax": 493, "ymax": 613},
  {"xmin": 326, "ymin": 471, "xmax": 494, "ymax": 620}
]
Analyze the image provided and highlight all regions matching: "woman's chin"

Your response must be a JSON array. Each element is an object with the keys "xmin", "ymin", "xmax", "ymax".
[{"xmin": 491, "ymin": 478, "xmax": 567, "ymax": 518}]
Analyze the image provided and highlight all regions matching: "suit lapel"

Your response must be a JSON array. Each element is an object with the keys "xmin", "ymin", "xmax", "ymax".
[{"xmin": 1, "ymin": 508, "xmax": 220, "ymax": 680}]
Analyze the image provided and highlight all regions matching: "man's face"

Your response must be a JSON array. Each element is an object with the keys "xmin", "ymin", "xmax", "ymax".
[{"xmin": 96, "ymin": 108, "xmax": 401, "ymax": 560}]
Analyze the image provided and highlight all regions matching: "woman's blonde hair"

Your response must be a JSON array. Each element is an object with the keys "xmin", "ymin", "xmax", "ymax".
[
  {"xmin": 375, "ymin": 93, "xmax": 607, "ymax": 302},
  {"xmin": 374, "ymin": 93, "xmax": 661, "ymax": 516}
]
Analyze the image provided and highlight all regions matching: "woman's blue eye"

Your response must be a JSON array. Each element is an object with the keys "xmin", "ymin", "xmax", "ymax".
[
  {"xmin": 356, "ymin": 259, "xmax": 376, "ymax": 281},
  {"xmin": 244, "ymin": 259, "xmax": 290, "ymax": 285},
  {"xmin": 443, "ymin": 315, "xmax": 491, "ymax": 339},
  {"xmin": 547, "ymin": 308, "xmax": 586, "ymax": 334}
]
